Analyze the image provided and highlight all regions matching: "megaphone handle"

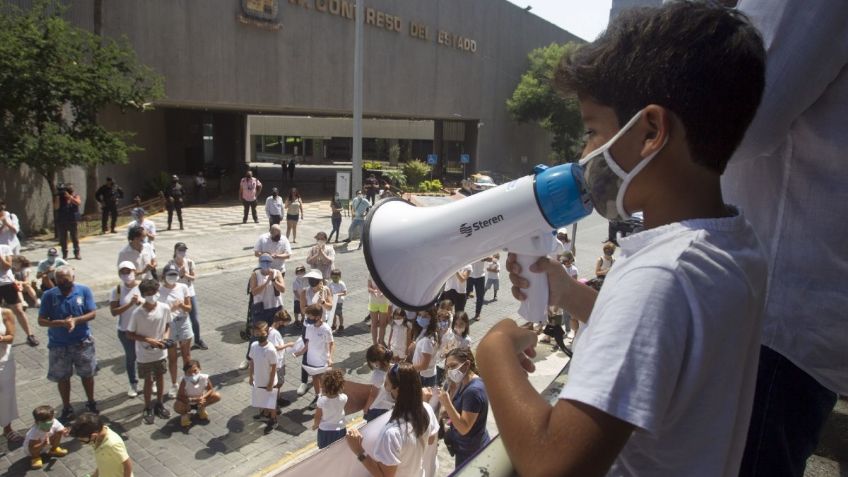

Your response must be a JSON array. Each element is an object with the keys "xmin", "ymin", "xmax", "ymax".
[{"xmin": 515, "ymin": 253, "xmax": 549, "ymax": 324}]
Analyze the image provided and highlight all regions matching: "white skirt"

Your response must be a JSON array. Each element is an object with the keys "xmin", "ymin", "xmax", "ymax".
[{"xmin": 0, "ymin": 355, "xmax": 19, "ymax": 427}]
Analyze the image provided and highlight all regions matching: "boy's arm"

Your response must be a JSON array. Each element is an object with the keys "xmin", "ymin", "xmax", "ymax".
[
  {"xmin": 122, "ymin": 458, "xmax": 132, "ymax": 477},
  {"xmin": 312, "ymin": 407, "xmax": 323, "ymax": 430},
  {"xmin": 478, "ymin": 320, "xmax": 633, "ymax": 476}
]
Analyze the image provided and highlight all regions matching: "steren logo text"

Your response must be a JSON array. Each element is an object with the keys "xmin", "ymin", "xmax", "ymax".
[{"xmin": 460, "ymin": 214, "xmax": 504, "ymax": 238}]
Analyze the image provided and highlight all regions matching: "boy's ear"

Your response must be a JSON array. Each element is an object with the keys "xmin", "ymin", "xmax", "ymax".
[{"xmin": 640, "ymin": 104, "xmax": 671, "ymax": 158}]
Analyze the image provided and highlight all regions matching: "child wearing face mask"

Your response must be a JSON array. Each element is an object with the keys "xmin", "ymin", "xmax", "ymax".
[
  {"xmin": 268, "ymin": 310, "xmax": 294, "ymax": 405},
  {"xmin": 452, "ymin": 312, "xmax": 472, "ymax": 350},
  {"xmin": 248, "ymin": 321, "xmax": 279, "ymax": 434},
  {"xmin": 363, "ymin": 344, "xmax": 396, "ymax": 422},
  {"xmin": 313, "ymin": 369, "xmax": 348, "ymax": 448},
  {"xmin": 306, "ymin": 232, "xmax": 335, "ymax": 280},
  {"xmin": 435, "ymin": 308, "xmax": 455, "ymax": 385},
  {"xmin": 160, "ymin": 264, "xmax": 193, "ymax": 399},
  {"xmin": 294, "ymin": 304, "xmax": 335, "ymax": 402},
  {"xmin": 126, "ymin": 279, "xmax": 172, "ymax": 425},
  {"xmin": 174, "ymin": 359, "xmax": 221, "ymax": 428},
  {"xmin": 110, "ymin": 261, "xmax": 142, "ymax": 398},
  {"xmin": 387, "ymin": 308, "xmax": 409, "ymax": 362},
  {"xmin": 292, "ymin": 265, "xmax": 307, "ymax": 326},
  {"xmin": 24, "ymin": 405, "xmax": 69, "ymax": 470},
  {"xmin": 327, "ymin": 269, "xmax": 347, "ymax": 332},
  {"xmin": 168, "ymin": 242, "xmax": 207, "ymax": 350},
  {"xmin": 410, "ymin": 307, "xmax": 439, "ymax": 387}
]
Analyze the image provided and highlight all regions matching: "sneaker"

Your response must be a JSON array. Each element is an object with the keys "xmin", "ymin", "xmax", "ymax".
[
  {"xmin": 307, "ymin": 396, "xmax": 318, "ymax": 410},
  {"xmin": 127, "ymin": 384, "xmax": 139, "ymax": 398},
  {"xmin": 296, "ymin": 383, "xmax": 308, "ymax": 396},
  {"xmin": 180, "ymin": 414, "xmax": 192, "ymax": 428},
  {"xmin": 85, "ymin": 401, "xmax": 99, "ymax": 415},
  {"xmin": 26, "ymin": 335, "xmax": 39, "ymax": 346},
  {"xmin": 143, "ymin": 407, "xmax": 155, "ymax": 425},
  {"xmin": 197, "ymin": 408, "xmax": 209, "ymax": 420},
  {"xmin": 168, "ymin": 384, "xmax": 178, "ymax": 399},
  {"xmin": 194, "ymin": 340, "xmax": 209, "ymax": 351},
  {"xmin": 337, "ymin": 325, "xmax": 345, "ymax": 333},
  {"xmin": 239, "ymin": 360, "xmax": 250, "ymax": 370},
  {"xmin": 30, "ymin": 456, "xmax": 44, "ymax": 469},
  {"xmin": 59, "ymin": 406, "xmax": 75, "ymax": 424},
  {"xmin": 74, "ymin": 253, "xmax": 82, "ymax": 260},
  {"xmin": 264, "ymin": 419, "xmax": 277, "ymax": 434},
  {"xmin": 48, "ymin": 446, "xmax": 69, "ymax": 457},
  {"xmin": 154, "ymin": 402, "xmax": 171, "ymax": 419}
]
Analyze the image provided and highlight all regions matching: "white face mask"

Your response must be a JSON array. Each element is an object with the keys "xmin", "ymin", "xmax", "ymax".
[
  {"xmin": 120, "ymin": 272, "xmax": 135, "ymax": 284},
  {"xmin": 579, "ymin": 110, "xmax": 667, "ymax": 220},
  {"xmin": 190, "ymin": 374, "xmax": 200, "ymax": 384},
  {"xmin": 144, "ymin": 293, "xmax": 159, "ymax": 304},
  {"xmin": 447, "ymin": 362, "xmax": 468, "ymax": 384},
  {"xmin": 393, "ymin": 319, "xmax": 403, "ymax": 325},
  {"xmin": 176, "ymin": 251, "xmax": 186, "ymax": 258},
  {"xmin": 164, "ymin": 275, "xmax": 178, "ymax": 285}
]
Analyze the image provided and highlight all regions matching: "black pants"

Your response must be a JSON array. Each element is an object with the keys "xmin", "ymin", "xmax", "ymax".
[
  {"xmin": 366, "ymin": 190, "xmax": 377, "ymax": 205},
  {"xmin": 300, "ymin": 324, "xmax": 310, "ymax": 384},
  {"xmin": 242, "ymin": 200, "xmax": 258, "ymax": 222},
  {"xmin": 442, "ymin": 289, "xmax": 467, "ymax": 313},
  {"xmin": 328, "ymin": 217, "xmax": 342, "ymax": 242},
  {"xmin": 101, "ymin": 204, "xmax": 118, "ymax": 232},
  {"xmin": 466, "ymin": 277, "xmax": 485, "ymax": 316},
  {"xmin": 167, "ymin": 201, "xmax": 183, "ymax": 229},
  {"xmin": 56, "ymin": 222, "xmax": 79, "ymax": 257},
  {"xmin": 269, "ymin": 214, "xmax": 282, "ymax": 226}
]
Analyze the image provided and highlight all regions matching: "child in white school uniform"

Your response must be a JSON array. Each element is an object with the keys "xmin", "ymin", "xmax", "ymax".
[
  {"xmin": 248, "ymin": 321, "xmax": 279, "ymax": 434},
  {"xmin": 327, "ymin": 269, "xmax": 347, "ymax": 332},
  {"xmin": 174, "ymin": 359, "xmax": 221, "ymax": 428},
  {"xmin": 312, "ymin": 369, "xmax": 347, "ymax": 449},
  {"xmin": 387, "ymin": 307, "xmax": 410, "ymax": 362},
  {"xmin": 268, "ymin": 310, "xmax": 294, "ymax": 404}
]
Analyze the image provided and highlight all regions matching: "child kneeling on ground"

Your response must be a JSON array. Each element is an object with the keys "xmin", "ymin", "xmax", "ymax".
[
  {"xmin": 174, "ymin": 359, "xmax": 221, "ymax": 428},
  {"xmin": 24, "ymin": 406, "xmax": 69, "ymax": 469}
]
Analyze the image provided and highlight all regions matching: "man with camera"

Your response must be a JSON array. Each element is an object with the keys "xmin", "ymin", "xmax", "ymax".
[
  {"xmin": 94, "ymin": 177, "xmax": 124, "ymax": 234},
  {"xmin": 53, "ymin": 183, "xmax": 82, "ymax": 260}
]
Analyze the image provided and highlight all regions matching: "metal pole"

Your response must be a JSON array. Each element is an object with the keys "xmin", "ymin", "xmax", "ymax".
[{"xmin": 351, "ymin": 0, "xmax": 364, "ymax": 195}]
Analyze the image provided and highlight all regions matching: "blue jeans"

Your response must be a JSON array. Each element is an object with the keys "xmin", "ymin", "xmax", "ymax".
[
  {"xmin": 317, "ymin": 428, "xmax": 346, "ymax": 449},
  {"xmin": 117, "ymin": 330, "xmax": 137, "ymax": 385},
  {"xmin": 189, "ymin": 296, "xmax": 202, "ymax": 343},
  {"xmin": 739, "ymin": 346, "xmax": 837, "ymax": 477}
]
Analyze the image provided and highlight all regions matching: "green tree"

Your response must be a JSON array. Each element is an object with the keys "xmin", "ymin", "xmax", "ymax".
[
  {"xmin": 506, "ymin": 42, "xmax": 584, "ymax": 162},
  {"xmin": 0, "ymin": 0, "xmax": 164, "ymax": 200}
]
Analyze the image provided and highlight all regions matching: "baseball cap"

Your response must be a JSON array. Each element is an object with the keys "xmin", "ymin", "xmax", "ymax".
[
  {"xmin": 259, "ymin": 254, "xmax": 273, "ymax": 263},
  {"xmin": 162, "ymin": 263, "xmax": 180, "ymax": 276},
  {"xmin": 47, "ymin": 248, "xmax": 58, "ymax": 257},
  {"xmin": 174, "ymin": 242, "xmax": 188, "ymax": 251},
  {"xmin": 118, "ymin": 261, "xmax": 137, "ymax": 271}
]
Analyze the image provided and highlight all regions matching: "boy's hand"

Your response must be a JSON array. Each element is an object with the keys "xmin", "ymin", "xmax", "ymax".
[
  {"xmin": 507, "ymin": 253, "xmax": 573, "ymax": 309},
  {"xmin": 311, "ymin": 423, "xmax": 319, "ymax": 431},
  {"xmin": 479, "ymin": 319, "xmax": 538, "ymax": 374},
  {"xmin": 265, "ymin": 384, "xmax": 273, "ymax": 391}
]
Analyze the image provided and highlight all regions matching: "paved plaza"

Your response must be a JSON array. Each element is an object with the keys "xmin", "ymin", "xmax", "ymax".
[{"xmin": 1, "ymin": 198, "xmax": 844, "ymax": 477}]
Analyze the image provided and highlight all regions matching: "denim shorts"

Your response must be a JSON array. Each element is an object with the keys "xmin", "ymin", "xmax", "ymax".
[
  {"xmin": 47, "ymin": 337, "xmax": 97, "ymax": 382},
  {"xmin": 170, "ymin": 315, "xmax": 194, "ymax": 342}
]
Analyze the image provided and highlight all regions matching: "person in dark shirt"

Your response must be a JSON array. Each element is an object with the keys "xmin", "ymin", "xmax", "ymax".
[
  {"xmin": 94, "ymin": 177, "xmax": 124, "ymax": 234},
  {"xmin": 439, "ymin": 347, "xmax": 490, "ymax": 468},
  {"xmin": 163, "ymin": 175, "xmax": 185, "ymax": 231},
  {"xmin": 53, "ymin": 184, "xmax": 82, "ymax": 260}
]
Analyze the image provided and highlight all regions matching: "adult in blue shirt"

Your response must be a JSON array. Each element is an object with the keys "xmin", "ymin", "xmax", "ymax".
[
  {"xmin": 38, "ymin": 266, "xmax": 98, "ymax": 423},
  {"xmin": 439, "ymin": 347, "xmax": 491, "ymax": 468}
]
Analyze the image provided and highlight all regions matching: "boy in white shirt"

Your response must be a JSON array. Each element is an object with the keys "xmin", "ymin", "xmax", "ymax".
[
  {"xmin": 327, "ymin": 269, "xmax": 347, "ymax": 332},
  {"xmin": 484, "ymin": 253, "xmax": 501, "ymax": 301},
  {"xmin": 248, "ymin": 321, "xmax": 279, "ymax": 434},
  {"xmin": 559, "ymin": 252, "xmax": 580, "ymax": 340},
  {"xmin": 477, "ymin": 4, "xmax": 769, "ymax": 475},
  {"xmin": 291, "ymin": 265, "xmax": 307, "ymax": 326},
  {"xmin": 127, "ymin": 279, "xmax": 172, "ymax": 425},
  {"xmin": 293, "ymin": 305, "xmax": 334, "ymax": 401},
  {"xmin": 24, "ymin": 406, "xmax": 69, "ymax": 470},
  {"xmin": 268, "ymin": 310, "xmax": 294, "ymax": 405}
]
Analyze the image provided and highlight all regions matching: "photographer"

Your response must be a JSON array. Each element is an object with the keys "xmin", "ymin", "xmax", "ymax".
[{"xmin": 52, "ymin": 184, "xmax": 82, "ymax": 260}]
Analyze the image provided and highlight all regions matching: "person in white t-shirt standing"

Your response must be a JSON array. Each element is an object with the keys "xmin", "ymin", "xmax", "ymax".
[
  {"xmin": 117, "ymin": 226, "xmax": 157, "ymax": 281},
  {"xmin": 0, "ymin": 243, "xmax": 38, "ymax": 346},
  {"xmin": 327, "ymin": 269, "xmax": 347, "ymax": 332},
  {"xmin": 248, "ymin": 321, "xmax": 278, "ymax": 434},
  {"xmin": 264, "ymin": 187, "xmax": 284, "ymax": 227},
  {"xmin": 127, "ymin": 279, "xmax": 172, "ymax": 425},
  {"xmin": 127, "ymin": 208, "xmax": 157, "ymax": 256},
  {"xmin": 159, "ymin": 264, "xmax": 193, "ymax": 399},
  {"xmin": 294, "ymin": 304, "xmax": 335, "ymax": 403},
  {"xmin": 466, "ymin": 258, "xmax": 489, "ymax": 320},
  {"xmin": 442, "ymin": 265, "xmax": 471, "ymax": 314},
  {"xmin": 483, "ymin": 253, "xmax": 501, "ymax": 301},
  {"xmin": 168, "ymin": 242, "xmax": 208, "ymax": 350},
  {"xmin": 0, "ymin": 200, "xmax": 21, "ymax": 255},
  {"xmin": 109, "ymin": 261, "xmax": 142, "ymax": 398},
  {"xmin": 306, "ymin": 232, "xmax": 335, "ymax": 281},
  {"xmin": 313, "ymin": 369, "xmax": 348, "ymax": 449},
  {"xmin": 254, "ymin": 225, "xmax": 292, "ymax": 276}
]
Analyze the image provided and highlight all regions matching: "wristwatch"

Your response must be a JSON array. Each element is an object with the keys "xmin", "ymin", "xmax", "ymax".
[{"xmin": 357, "ymin": 452, "xmax": 367, "ymax": 462}]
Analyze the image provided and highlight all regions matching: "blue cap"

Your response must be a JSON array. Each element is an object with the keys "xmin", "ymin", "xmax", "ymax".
[{"xmin": 532, "ymin": 163, "xmax": 592, "ymax": 228}]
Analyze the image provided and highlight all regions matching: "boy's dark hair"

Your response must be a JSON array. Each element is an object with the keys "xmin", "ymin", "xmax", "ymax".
[
  {"xmin": 127, "ymin": 225, "xmax": 145, "ymax": 242},
  {"xmin": 554, "ymin": 1, "xmax": 765, "ymax": 173},
  {"xmin": 304, "ymin": 304, "xmax": 323, "ymax": 318},
  {"xmin": 183, "ymin": 359, "xmax": 201, "ymax": 372},
  {"xmin": 253, "ymin": 321, "xmax": 269, "ymax": 333},
  {"xmin": 69, "ymin": 413, "xmax": 103, "ymax": 438},
  {"xmin": 138, "ymin": 278, "xmax": 159, "ymax": 296},
  {"xmin": 321, "ymin": 368, "xmax": 345, "ymax": 396},
  {"xmin": 32, "ymin": 405, "xmax": 54, "ymax": 422}
]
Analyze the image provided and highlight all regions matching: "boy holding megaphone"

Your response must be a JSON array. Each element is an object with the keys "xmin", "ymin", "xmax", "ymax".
[{"xmin": 476, "ymin": 3, "xmax": 768, "ymax": 476}]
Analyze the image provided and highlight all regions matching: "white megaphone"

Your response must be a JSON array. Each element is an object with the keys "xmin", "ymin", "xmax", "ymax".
[{"xmin": 362, "ymin": 163, "xmax": 593, "ymax": 323}]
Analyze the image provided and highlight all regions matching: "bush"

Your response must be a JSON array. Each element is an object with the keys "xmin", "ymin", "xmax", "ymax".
[
  {"xmin": 418, "ymin": 179, "xmax": 443, "ymax": 193},
  {"xmin": 382, "ymin": 169, "xmax": 407, "ymax": 190},
  {"xmin": 143, "ymin": 172, "xmax": 170, "ymax": 198},
  {"xmin": 362, "ymin": 160, "xmax": 382, "ymax": 170},
  {"xmin": 403, "ymin": 160, "xmax": 431, "ymax": 188}
]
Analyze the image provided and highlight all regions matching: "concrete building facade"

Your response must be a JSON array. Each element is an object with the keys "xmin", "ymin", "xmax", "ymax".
[{"xmin": 1, "ymin": 0, "xmax": 580, "ymax": 231}]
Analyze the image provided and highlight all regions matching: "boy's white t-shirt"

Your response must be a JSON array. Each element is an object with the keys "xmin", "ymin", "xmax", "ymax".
[
  {"xmin": 317, "ymin": 393, "xmax": 348, "ymax": 431},
  {"xmin": 560, "ymin": 212, "xmax": 767, "ymax": 476},
  {"xmin": 444, "ymin": 265, "xmax": 472, "ymax": 292},
  {"xmin": 412, "ymin": 333, "xmax": 437, "ymax": 378},
  {"xmin": 23, "ymin": 418, "xmax": 64, "ymax": 449},
  {"xmin": 267, "ymin": 327, "xmax": 287, "ymax": 368},
  {"xmin": 292, "ymin": 276, "xmax": 307, "ymax": 302},
  {"xmin": 486, "ymin": 261, "xmax": 500, "ymax": 280},
  {"xmin": 305, "ymin": 322, "xmax": 334, "ymax": 366},
  {"xmin": 372, "ymin": 402, "xmax": 439, "ymax": 477},
  {"xmin": 328, "ymin": 281, "xmax": 347, "ymax": 303},
  {"xmin": 248, "ymin": 341, "xmax": 279, "ymax": 388},
  {"xmin": 127, "ymin": 303, "xmax": 171, "ymax": 363},
  {"xmin": 109, "ymin": 283, "xmax": 141, "ymax": 331},
  {"xmin": 182, "ymin": 373, "xmax": 209, "ymax": 399}
]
